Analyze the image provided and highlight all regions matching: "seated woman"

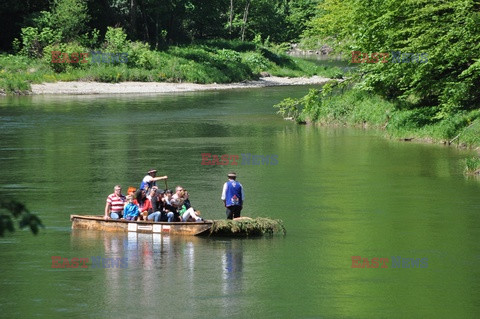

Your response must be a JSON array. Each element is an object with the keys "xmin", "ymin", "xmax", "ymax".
[
  {"xmin": 178, "ymin": 190, "xmax": 203, "ymax": 222},
  {"xmin": 134, "ymin": 189, "xmax": 153, "ymax": 220},
  {"xmin": 123, "ymin": 195, "xmax": 140, "ymax": 221},
  {"xmin": 148, "ymin": 189, "xmax": 164, "ymax": 222}
]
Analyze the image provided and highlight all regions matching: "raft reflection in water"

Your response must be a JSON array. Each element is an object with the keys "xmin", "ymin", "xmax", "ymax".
[{"xmin": 70, "ymin": 230, "xmax": 245, "ymax": 316}]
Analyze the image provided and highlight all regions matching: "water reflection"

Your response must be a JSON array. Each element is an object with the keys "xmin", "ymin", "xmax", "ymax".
[
  {"xmin": 221, "ymin": 239, "xmax": 244, "ymax": 296},
  {"xmin": 70, "ymin": 230, "xmax": 249, "ymax": 316}
]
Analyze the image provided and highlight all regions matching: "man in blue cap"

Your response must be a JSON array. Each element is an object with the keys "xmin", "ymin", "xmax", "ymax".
[{"xmin": 221, "ymin": 172, "xmax": 245, "ymax": 219}]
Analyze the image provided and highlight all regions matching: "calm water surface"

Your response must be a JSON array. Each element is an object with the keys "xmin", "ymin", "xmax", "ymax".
[{"xmin": 1, "ymin": 86, "xmax": 480, "ymax": 318}]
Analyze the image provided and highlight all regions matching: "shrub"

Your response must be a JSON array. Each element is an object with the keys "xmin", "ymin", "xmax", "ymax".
[
  {"xmin": 104, "ymin": 27, "xmax": 129, "ymax": 52},
  {"xmin": 241, "ymin": 52, "xmax": 271, "ymax": 73},
  {"xmin": 19, "ymin": 27, "xmax": 62, "ymax": 58},
  {"xmin": 216, "ymin": 49, "xmax": 241, "ymax": 63},
  {"xmin": 127, "ymin": 41, "xmax": 160, "ymax": 70}
]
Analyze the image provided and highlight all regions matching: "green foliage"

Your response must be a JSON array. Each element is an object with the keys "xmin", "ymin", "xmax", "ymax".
[
  {"xmin": 453, "ymin": 117, "xmax": 480, "ymax": 146},
  {"xmin": 0, "ymin": 200, "xmax": 44, "ymax": 236},
  {"xmin": 274, "ymin": 87, "xmax": 327, "ymax": 123},
  {"xmin": 464, "ymin": 156, "xmax": 480, "ymax": 175},
  {"xmin": 43, "ymin": 42, "xmax": 89, "ymax": 73},
  {"xmin": 196, "ymin": 39, "xmax": 258, "ymax": 52},
  {"xmin": 51, "ymin": 0, "xmax": 90, "ymax": 41},
  {"xmin": 126, "ymin": 41, "xmax": 161, "ymax": 70},
  {"xmin": 286, "ymin": 0, "xmax": 319, "ymax": 41},
  {"xmin": 0, "ymin": 39, "xmax": 338, "ymax": 93},
  {"xmin": 78, "ymin": 29, "xmax": 101, "ymax": 49},
  {"xmin": 15, "ymin": 0, "xmax": 89, "ymax": 57},
  {"xmin": 0, "ymin": 54, "xmax": 47, "ymax": 94},
  {"xmin": 209, "ymin": 217, "xmax": 286, "ymax": 237},
  {"xmin": 19, "ymin": 27, "xmax": 62, "ymax": 58},
  {"xmin": 85, "ymin": 65, "xmax": 126, "ymax": 83},
  {"xmin": 274, "ymin": 97, "xmax": 302, "ymax": 121},
  {"xmin": 241, "ymin": 52, "xmax": 271, "ymax": 73},
  {"xmin": 217, "ymin": 49, "xmax": 242, "ymax": 63},
  {"xmin": 0, "ymin": 73, "xmax": 31, "ymax": 94},
  {"xmin": 303, "ymin": 0, "xmax": 354, "ymax": 51},
  {"xmin": 304, "ymin": 0, "xmax": 480, "ymax": 113},
  {"xmin": 275, "ymin": 85, "xmax": 393, "ymax": 126},
  {"xmin": 2, "ymin": 0, "xmax": 318, "ymax": 52},
  {"xmin": 104, "ymin": 27, "xmax": 129, "ymax": 52}
]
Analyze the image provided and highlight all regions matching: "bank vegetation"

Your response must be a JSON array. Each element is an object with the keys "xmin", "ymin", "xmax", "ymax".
[
  {"xmin": 0, "ymin": 0, "xmax": 340, "ymax": 94},
  {"xmin": 275, "ymin": 0, "xmax": 480, "ymax": 172}
]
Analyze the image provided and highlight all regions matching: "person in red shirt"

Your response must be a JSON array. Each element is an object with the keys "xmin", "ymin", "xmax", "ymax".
[
  {"xmin": 134, "ymin": 189, "xmax": 153, "ymax": 220},
  {"xmin": 104, "ymin": 185, "xmax": 126, "ymax": 220}
]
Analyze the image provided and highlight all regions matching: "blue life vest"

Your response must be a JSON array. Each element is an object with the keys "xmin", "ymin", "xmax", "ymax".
[{"xmin": 225, "ymin": 180, "xmax": 243, "ymax": 207}]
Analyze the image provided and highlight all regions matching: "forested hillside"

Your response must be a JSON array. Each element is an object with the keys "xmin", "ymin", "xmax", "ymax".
[{"xmin": 0, "ymin": 0, "xmax": 318, "ymax": 51}]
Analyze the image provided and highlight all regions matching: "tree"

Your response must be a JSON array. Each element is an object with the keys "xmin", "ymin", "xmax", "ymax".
[
  {"xmin": 240, "ymin": 0, "xmax": 251, "ymax": 41},
  {"xmin": 0, "ymin": 0, "xmax": 50, "ymax": 51},
  {"xmin": 304, "ymin": 0, "xmax": 480, "ymax": 113},
  {"xmin": 0, "ymin": 200, "xmax": 43, "ymax": 237},
  {"xmin": 16, "ymin": 0, "xmax": 90, "ymax": 57},
  {"xmin": 52, "ymin": 0, "xmax": 90, "ymax": 41}
]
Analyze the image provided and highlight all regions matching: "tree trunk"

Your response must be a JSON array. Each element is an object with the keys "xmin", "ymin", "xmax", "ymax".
[
  {"xmin": 130, "ymin": 0, "xmax": 137, "ymax": 37},
  {"xmin": 229, "ymin": 0, "xmax": 234, "ymax": 38},
  {"xmin": 241, "ymin": 0, "xmax": 250, "ymax": 41}
]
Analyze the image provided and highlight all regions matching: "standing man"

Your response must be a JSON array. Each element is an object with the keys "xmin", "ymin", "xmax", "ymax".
[
  {"xmin": 140, "ymin": 169, "xmax": 168, "ymax": 193},
  {"xmin": 104, "ymin": 185, "xmax": 126, "ymax": 220},
  {"xmin": 221, "ymin": 172, "xmax": 244, "ymax": 219}
]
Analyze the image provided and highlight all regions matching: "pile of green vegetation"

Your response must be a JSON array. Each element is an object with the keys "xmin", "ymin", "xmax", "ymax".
[{"xmin": 209, "ymin": 217, "xmax": 286, "ymax": 237}]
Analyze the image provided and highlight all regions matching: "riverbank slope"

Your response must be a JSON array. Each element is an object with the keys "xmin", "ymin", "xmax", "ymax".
[{"xmin": 274, "ymin": 85, "xmax": 480, "ymax": 158}]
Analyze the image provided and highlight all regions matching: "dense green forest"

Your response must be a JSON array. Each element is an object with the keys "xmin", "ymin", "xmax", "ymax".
[{"xmin": 0, "ymin": 0, "xmax": 317, "ymax": 51}]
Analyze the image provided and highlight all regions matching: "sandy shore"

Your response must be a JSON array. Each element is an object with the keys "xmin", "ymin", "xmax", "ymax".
[{"xmin": 30, "ymin": 76, "xmax": 330, "ymax": 95}]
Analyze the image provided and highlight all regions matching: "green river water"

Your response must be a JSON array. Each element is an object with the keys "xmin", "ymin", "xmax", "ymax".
[{"xmin": 1, "ymin": 86, "xmax": 479, "ymax": 318}]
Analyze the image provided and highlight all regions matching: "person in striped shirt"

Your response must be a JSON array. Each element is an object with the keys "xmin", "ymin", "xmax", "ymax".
[{"xmin": 104, "ymin": 185, "xmax": 126, "ymax": 220}]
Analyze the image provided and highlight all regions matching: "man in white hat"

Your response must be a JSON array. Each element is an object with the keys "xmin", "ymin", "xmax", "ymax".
[
  {"xmin": 140, "ymin": 169, "xmax": 168, "ymax": 194},
  {"xmin": 221, "ymin": 172, "xmax": 244, "ymax": 219}
]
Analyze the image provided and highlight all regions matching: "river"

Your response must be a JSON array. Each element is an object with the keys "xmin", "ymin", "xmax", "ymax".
[{"xmin": 1, "ymin": 86, "xmax": 479, "ymax": 318}]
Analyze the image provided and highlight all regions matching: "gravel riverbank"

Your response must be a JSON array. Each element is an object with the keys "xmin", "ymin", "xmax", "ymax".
[{"xmin": 30, "ymin": 76, "xmax": 330, "ymax": 95}]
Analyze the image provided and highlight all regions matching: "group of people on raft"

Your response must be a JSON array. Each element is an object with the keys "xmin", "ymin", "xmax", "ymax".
[{"xmin": 104, "ymin": 169, "xmax": 244, "ymax": 222}]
